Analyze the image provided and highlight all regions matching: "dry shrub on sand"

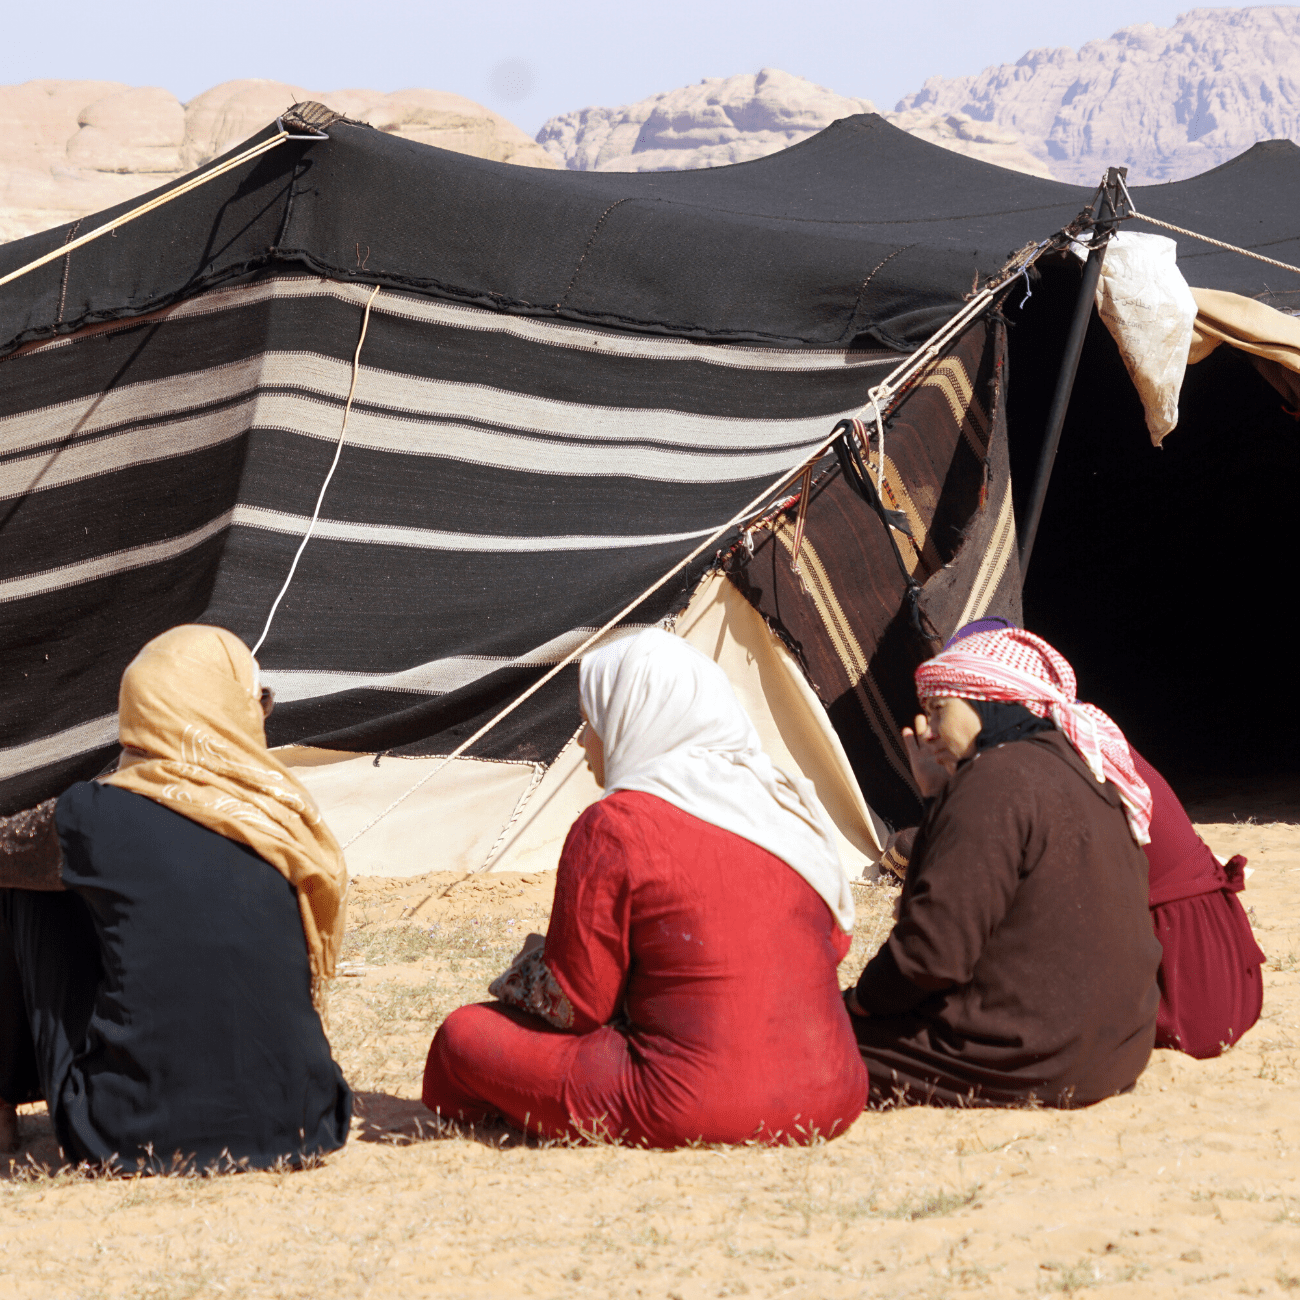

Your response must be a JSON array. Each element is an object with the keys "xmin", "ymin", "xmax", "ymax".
[{"xmin": 4, "ymin": 798, "xmax": 1300, "ymax": 1299}]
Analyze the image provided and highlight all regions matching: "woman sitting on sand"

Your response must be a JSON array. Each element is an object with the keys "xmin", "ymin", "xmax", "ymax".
[
  {"xmin": 1135, "ymin": 750, "xmax": 1265, "ymax": 1058},
  {"xmin": 878, "ymin": 618, "xmax": 1267, "ymax": 1064},
  {"xmin": 0, "ymin": 626, "xmax": 352, "ymax": 1168},
  {"xmin": 422, "ymin": 629, "xmax": 866, "ymax": 1147},
  {"xmin": 847, "ymin": 626, "xmax": 1162, "ymax": 1109}
]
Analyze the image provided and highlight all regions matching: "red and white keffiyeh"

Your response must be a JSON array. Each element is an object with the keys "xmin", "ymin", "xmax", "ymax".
[{"xmin": 914, "ymin": 628, "xmax": 1152, "ymax": 845}]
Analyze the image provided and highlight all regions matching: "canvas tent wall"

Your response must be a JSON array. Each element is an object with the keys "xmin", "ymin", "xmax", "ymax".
[
  {"xmin": 1, "ymin": 105, "xmax": 1292, "ymax": 870},
  {"xmin": 285, "ymin": 572, "xmax": 890, "ymax": 877}
]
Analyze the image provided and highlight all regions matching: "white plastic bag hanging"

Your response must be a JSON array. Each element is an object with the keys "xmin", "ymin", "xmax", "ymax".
[{"xmin": 1071, "ymin": 231, "xmax": 1198, "ymax": 446}]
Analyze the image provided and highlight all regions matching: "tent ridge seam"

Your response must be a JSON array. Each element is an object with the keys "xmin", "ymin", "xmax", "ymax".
[
  {"xmin": 556, "ymin": 197, "xmax": 639, "ymax": 311},
  {"xmin": 275, "ymin": 252, "xmax": 907, "ymax": 348},
  {"xmin": 55, "ymin": 219, "xmax": 83, "ymax": 325},
  {"xmin": 851, "ymin": 244, "xmax": 915, "ymax": 314}
]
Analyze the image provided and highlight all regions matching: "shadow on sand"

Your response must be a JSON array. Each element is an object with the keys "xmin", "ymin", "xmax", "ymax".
[{"xmin": 352, "ymin": 1090, "xmax": 533, "ymax": 1148}]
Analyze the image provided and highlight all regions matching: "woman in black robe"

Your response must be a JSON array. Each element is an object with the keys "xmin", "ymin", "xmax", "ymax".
[{"xmin": 1, "ymin": 626, "xmax": 351, "ymax": 1169}]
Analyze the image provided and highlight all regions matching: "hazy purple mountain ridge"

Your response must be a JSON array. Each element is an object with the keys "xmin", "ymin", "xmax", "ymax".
[
  {"xmin": 899, "ymin": 6, "xmax": 1300, "ymax": 184},
  {"xmin": 538, "ymin": 8, "xmax": 1300, "ymax": 184},
  {"xmin": 536, "ymin": 67, "xmax": 1052, "ymax": 177}
]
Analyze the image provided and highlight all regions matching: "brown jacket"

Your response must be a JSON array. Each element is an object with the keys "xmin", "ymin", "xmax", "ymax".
[{"xmin": 855, "ymin": 730, "xmax": 1161, "ymax": 1107}]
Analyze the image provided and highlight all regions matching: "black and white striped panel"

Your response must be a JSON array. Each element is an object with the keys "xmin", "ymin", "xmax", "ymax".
[{"xmin": 0, "ymin": 274, "xmax": 901, "ymax": 812}]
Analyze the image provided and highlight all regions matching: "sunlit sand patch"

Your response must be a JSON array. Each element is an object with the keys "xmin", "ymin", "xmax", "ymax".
[{"xmin": 3, "ymin": 792, "xmax": 1297, "ymax": 1299}]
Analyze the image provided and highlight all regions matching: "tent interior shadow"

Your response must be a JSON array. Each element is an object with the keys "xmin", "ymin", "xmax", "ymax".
[{"xmin": 1007, "ymin": 256, "xmax": 1300, "ymax": 793}]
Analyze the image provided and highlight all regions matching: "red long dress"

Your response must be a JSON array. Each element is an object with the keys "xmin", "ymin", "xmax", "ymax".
[
  {"xmin": 422, "ymin": 791, "xmax": 867, "ymax": 1147},
  {"xmin": 1133, "ymin": 751, "xmax": 1266, "ymax": 1058}
]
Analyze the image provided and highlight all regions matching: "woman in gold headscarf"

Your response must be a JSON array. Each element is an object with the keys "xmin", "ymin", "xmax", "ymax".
[{"xmin": 0, "ymin": 626, "xmax": 351, "ymax": 1169}]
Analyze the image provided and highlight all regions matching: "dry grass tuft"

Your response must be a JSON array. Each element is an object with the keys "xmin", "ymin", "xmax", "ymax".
[{"xmin": 842, "ymin": 877, "xmax": 899, "ymax": 983}]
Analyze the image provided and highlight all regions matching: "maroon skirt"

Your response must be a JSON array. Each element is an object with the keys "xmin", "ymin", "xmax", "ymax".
[{"xmin": 1153, "ymin": 884, "xmax": 1265, "ymax": 1059}]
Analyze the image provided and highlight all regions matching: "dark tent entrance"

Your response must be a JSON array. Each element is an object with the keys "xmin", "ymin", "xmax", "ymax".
[
  {"xmin": 1, "ymin": 104, "xmax": 1296, "ymax": 856},
  {"xmin": 1006, "ymin": 253, "xmax": 1300, "ymax": 784}
]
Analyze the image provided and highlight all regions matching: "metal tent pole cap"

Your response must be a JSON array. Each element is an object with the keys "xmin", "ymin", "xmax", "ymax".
[{"xmin": 1018, "ymin": 166, "xmax": 1129, "ymax": 580}]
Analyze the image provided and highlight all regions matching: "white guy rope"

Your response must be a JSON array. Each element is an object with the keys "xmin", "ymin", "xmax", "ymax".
[
  {"xmin": 853, "ymin": 245, "xmax": 1049, "ymax": 504},
  {"xmin": 339, "ymin": 245, "xmax": 1049, "ymax": 850},
  {"xmin": 251, "ymin": 284, "xmax": 381, "ymax": 658},
  {"xmin": 869, "ymin": 391, "xmax": 888, "ymax": 498},
  {"xmin": 0, "ymin": 130, "xmax": 295, "ymax": 292},
  {"xmin": 1116, "ymin": 174, "xmax": 1300, "ymax": 277}
]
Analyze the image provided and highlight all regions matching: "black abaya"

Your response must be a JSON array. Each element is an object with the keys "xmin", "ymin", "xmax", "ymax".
[{"xmin": 0, "ymin": 782, "xmax": 351, "ymax": 1170}]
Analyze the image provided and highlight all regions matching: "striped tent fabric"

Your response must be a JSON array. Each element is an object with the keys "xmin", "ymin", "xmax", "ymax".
[
  {"xmin": 0, "ymin": 272, "xmax": 907, "ymax": 813},
  {"xmin": 8, "ymin": 104, "xmax": 1298, "ymax": 816},
  {"xmin": 729, "ymin": 316, "xmax": 1022, "ymax": 828}
]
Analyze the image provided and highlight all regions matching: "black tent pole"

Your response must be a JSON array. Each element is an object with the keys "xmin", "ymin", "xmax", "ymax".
[
  {"xmin": 1018, "ymin": 167, "xmax": 1128, "ymax": 579},
  {"xmin": 1016, "ymin": 245, "xmax": 1105, "ymax": 575}
]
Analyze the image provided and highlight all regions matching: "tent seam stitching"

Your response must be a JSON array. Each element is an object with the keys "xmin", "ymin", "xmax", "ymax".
[
  {"xmin": 556, "ymin": 197, "xmax": 637, "ymax": 310},
  {"xmin": 56, "ymin": 220, "xmax": 84, "ymax": 325},
  {"xmin": 847, "ymin": 244, "xmax": 916, "ymax": 335}
]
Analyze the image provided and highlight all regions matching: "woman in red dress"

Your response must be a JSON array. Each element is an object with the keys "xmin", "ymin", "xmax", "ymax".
[
  {"xmin": 1134, "ymin": 751, "xmax": 1265, "ymax": 1058},
  {"xmin": 422, "ymin": 629, "xmax": 866, "ymax": 1147}
]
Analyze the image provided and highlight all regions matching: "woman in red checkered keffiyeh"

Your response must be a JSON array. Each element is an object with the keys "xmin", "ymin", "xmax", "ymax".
[
  {"xmin": 847, "ymin": 623, "xmax": 1165, "ymax": 1109},
  {"xmin": 913, "ymin": 627, "xmax": 1154, "ymax": 845}
]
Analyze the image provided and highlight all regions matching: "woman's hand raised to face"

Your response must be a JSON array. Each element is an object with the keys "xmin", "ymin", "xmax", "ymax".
[
  {"xmin": 902, "ymin": 713, "xmax": 956, "ymax": 798},
  {"xmin": 902, "ymin": 698, "xmax": 983, "ymax": 798}
]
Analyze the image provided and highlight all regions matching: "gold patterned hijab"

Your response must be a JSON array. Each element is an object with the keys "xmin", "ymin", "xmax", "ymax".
[{"xmin": 103, "ymin": 625, "xmax": 347, "ymax": 991}]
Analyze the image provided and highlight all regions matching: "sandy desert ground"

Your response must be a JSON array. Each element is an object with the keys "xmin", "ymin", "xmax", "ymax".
[{"xmin": 2, "ymin": 776, "xmax": 1297, "ymax": 1299}]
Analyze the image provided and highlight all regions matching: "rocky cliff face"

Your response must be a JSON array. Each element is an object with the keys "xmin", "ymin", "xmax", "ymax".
[
  {"xmin": 0, "ymin": 80, "xmax": 555, "ymax": 245},
  {"xmin": 897, "ymin": 6, "xmax": 1300, "ymax": 184},
  {"xmin": 538, "ymin": 10, "xmax": 1300, "ymax": 184},
  {"xmin": 538, "ymin": 68, "xmax": 874, "ymax": 171},
  {"xmin": 537, "ymin": 67, "xmax": 1052, "ymax": 177}
]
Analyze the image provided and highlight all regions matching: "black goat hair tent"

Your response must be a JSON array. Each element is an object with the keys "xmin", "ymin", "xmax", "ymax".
[
  {"xmin": 5, "ymin": 109, "xmax": 1299, "ymax": 356},
  {"xmin": 2, "ymin": 106, "xmax": 1298, "ymax": 820}
]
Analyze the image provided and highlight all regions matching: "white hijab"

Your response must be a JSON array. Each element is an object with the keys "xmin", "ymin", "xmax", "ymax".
[{"xmin": 580, "ymin": 629, "xmax": 853, "ymax": 932}]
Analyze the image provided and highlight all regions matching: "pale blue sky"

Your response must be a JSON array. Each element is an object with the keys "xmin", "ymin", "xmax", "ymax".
[{"xmin": 4, "ymin": 2, "xmax": 1207, "ymax": 135}]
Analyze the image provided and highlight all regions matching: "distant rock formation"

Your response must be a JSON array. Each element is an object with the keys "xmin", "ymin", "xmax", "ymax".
[
  {"xmin": 897, "ymin": 6, "xmax": 1300, "ymax": 184},
  {"xmin": 538, "ymin": 68, "xmax": 874, "ymax": 171},
  {"xmin": 885, "ymin": 108, "xmax": 1055, "ymax": 180},
  {"xmin": 0, "ymin": 80, "xmax": 555, "ymax": 245},
  {"xmin": 12, "ymin": 8, "xmax": 1291, "ymax": 249},
  {"xmin": 537, "ymin": 68, "xmax": 1052, "ymax": 177}
]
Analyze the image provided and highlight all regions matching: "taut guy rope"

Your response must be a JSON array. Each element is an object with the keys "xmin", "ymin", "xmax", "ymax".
[
  {"xmin": 0, "ymin": 129, "xmax": 300, "ymax": 292},
  {"xmin": 339, "ymin": 241, "xmax": 1053, "ymax": 851}
]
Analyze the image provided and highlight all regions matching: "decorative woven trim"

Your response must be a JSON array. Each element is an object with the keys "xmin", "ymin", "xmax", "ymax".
[
  {"xmin": 0, "ymin": 799, "xmax": 64, "ymax": 890},
  {"xmin": 489, "ymin": 945, "xmax": 574, "ymax": 1029}
]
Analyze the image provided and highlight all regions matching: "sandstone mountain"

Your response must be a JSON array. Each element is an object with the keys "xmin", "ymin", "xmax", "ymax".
[
  {"xmin": 897, "ymin": 6, "xmax": 1300, "ymax": 184},
  {"xmin": 0, "ymin": 79, "xmax": 555, "ymax": 245},
  {"xmin": 6, "ymin": 8, "xmax": 1297, "ymax": 247},
  {"xmin": 538, "ymin": 9, "xmax": 1300, "ymax": 184},
  {"xmin": 536, "ymin": 67, "xmax": 1052, "ymax": 177}
]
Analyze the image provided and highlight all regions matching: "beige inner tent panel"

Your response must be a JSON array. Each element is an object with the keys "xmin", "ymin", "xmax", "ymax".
[
  {"xmin": 1188, "ymin": 287, "xmax": 1300, "ymax": 409},
  {"xmin": 280, "ymin": 572, "xmax": 886, "ymax": 880},
  {"xmin": 276, "ymin": 745, "xmax": 546, "ymax": 877},
  {"xmin": 674, "ymin": 572, "xmax": 886, "ymax": 869}
]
